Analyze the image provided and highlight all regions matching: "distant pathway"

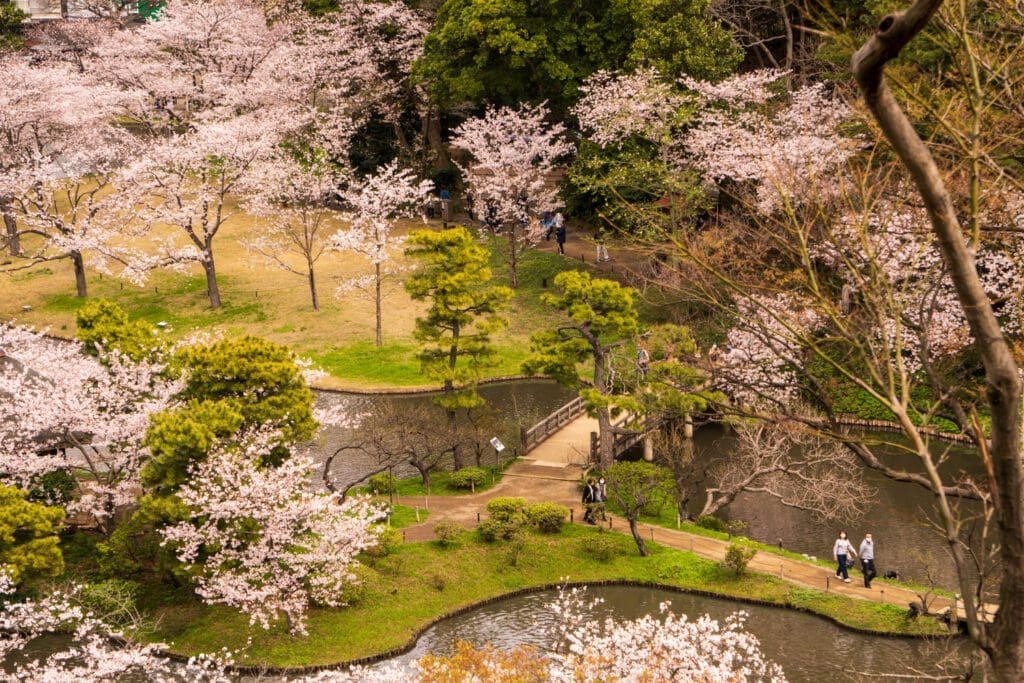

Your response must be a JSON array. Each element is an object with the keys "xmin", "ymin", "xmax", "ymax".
[{"xmin": 397, "ymin": 416, "xmax": 995, "ymax": 625}]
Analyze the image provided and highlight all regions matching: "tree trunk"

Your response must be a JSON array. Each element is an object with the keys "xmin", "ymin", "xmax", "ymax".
[
  {"xmin": 375, "ymin": 262, "xmax": 382, "ymax": 346},
  {"xmin": 308, "ymin": 266, "xmax": 319, "ymax": 311},
  {"xmin": 2, "ymin": 200, "xmax": 19, "ymax": 257},
  {"xmin": 70, "ymin": 249, "xmax": 87, "ymax": 298},
  {"xmin": 507, "ymin": 221, "xmax": 518, "ymax": 288},
  {"xmin": 425, "ymin": 106, "xmax": 450, "ymax": 170},
  {"xmin": 202, "ymin": 249, "xmax": 221, "ymax": 309},
  {"xmin": 445, "ymin": 321, "xmax": 466, "ymax": 469},
  {"xmin": 628, "ymin": 517, "xmax": 648, "ymax": 556},
  {"xmin": 415, "ymin": 463, "xmax": 431, "ymax": 489},
  {"xmin": 597, "ymin": 406, "xmax": 615, "ymax": 470}
]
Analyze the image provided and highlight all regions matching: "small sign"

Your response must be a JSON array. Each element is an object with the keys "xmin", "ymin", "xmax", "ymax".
[{"xmin": 490, "ymin": 437, "xmax": 505, "ymax": 452}]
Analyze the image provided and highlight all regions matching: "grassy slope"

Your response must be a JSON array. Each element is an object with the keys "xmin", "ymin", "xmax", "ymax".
[
  {"xmin": 1, "ymin": 219, "xmax": 593, "ymax": 389},
  {"xmin": 142, "ymin": 525, "xmax": 947, "ymax": 668}
]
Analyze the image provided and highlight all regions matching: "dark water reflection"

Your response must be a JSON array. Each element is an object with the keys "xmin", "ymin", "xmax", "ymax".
[
  {"xmin": 307, "ymin": 380, "xmax": 576, "ymax": 488},
  {"xmin": 368, "ymin": 586, "xmax": 970, "ymax": 682}
]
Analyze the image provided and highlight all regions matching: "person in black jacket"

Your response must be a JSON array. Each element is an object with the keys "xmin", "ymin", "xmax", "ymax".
[{"xmin": 582, "ymin": 477, "xmax": 597, "ymax": 524}]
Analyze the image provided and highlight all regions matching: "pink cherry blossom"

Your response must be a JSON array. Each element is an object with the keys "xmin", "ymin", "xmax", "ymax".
[
  {"xmin": 0, "ymin": 325, "xmax": 179, "ymax": 531},
  {"xmin": 450, "ymin": 103, "xmax": 574, "ymax": 286},
  {"xmin": 331, "ymin": 162, "xmax": 433, "ymax": 343},
  {"xmin": 160, "ymin": 432, "xmax": 384, "ymax": 634}
]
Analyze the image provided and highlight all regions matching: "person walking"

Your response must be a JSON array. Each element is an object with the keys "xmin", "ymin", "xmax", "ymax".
[
  {"xmin": 542, "ymin": 211, "xmax": 555, "ymax": 240},
  {"xmin": 582, "ymin": 478, "xmax": 597, "ymax": 524},
  {"xmin": 859, "ymin": 533, "xmax": 876, "ymax": 588},
  {"xmin": 439, "ymin": 187, "xmax": 451, "ymax": 227},
  {"xmin": 637, "ymin": 344, "xmax": 651, "ymax": 378},
  {"xmin": 833, "ymin": 530, "xmax": 857, "ymax": 583},
  {"xmin": 596, "ymin": 476, "xmax": 608, "ymax": 521},
  {"xmin": 555, "ymin": 219, "xmax": 567, "ymax": 255},
  {"xmin": 595, "ymin": 226, "xmax": 610, "ymax": 262}
]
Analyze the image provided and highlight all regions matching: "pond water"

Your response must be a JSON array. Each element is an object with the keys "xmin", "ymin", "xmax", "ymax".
[
  {"xmin": 11, "ymin": 587, "xmax": 972, "ymax": 681},
  {"xmin": 310, "ymin": 380, "xmax": 575, "ymax": 487},
  {"xmin": 367, "ymin": 585, "xmax": 970, "ymax": 682}
]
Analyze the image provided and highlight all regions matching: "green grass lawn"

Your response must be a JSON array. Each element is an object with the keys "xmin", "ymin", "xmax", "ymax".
[{"xmin": 140, "ymin": 524, "xmax": 948, "ymax": 668}]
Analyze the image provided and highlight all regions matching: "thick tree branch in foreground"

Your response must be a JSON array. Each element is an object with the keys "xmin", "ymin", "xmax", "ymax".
[{"xmin": 853, "ymin": 1, "xmax": 1024, "ymax": 670}]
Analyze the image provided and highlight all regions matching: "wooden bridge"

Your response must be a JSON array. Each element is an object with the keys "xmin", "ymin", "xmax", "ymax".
[{"xmin": 519, "ymin": 397, "xmax": 656, "ymax": 467}]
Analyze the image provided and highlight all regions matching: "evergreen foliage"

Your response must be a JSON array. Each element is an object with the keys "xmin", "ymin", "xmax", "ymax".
[
  {"xmin": 404, "ymin": 227, "xmax": 512, "ymax": 414},
  {"xmin": 0, "ymin": 483, "xmax": 65, "ymax": 586}
]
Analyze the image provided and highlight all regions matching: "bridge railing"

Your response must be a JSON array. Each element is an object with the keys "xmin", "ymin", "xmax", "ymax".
[
  {"xmin": 590, "ymin": 411, "xmax": 649, "ymax": 462},
  {"xmin": 520, "ymin": 396, "xmax": 586, "ymax": 454}
]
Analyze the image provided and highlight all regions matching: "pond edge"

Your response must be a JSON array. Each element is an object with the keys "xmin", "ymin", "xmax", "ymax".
[{"xmin": 155, "ymin": 578, "xmax": 959, "ymax": 675}]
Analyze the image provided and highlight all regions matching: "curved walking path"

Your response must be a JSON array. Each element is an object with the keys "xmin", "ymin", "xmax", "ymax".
[{"xmin": 397, "ymin": 415, "xmax": 996, "ymax": 625}]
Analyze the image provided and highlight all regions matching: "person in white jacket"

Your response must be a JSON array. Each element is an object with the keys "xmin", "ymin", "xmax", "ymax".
[{"xmin": 833, "ymin": 530, "xmax": 858, "ymax": 583}]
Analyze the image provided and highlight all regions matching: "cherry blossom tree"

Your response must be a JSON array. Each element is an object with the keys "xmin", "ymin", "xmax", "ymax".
[
  {"xmin": 242, "ymin": 150, "xmax": 349, "ymax": 312},
  {"xmin": 574, "ymin": 68, "xmax": 687, "ymax": 149},
  {"xmin": 0, "ymin": 325, "xmax": 179, "ymax": 533},
  {"xmin": 332, "ymin": 162, "xmax": 433, "ymax": 345},
  {"xmin": 680, "ymin": 70, "xmax": 855, "ymax": 213},
  {"xmin": 0, "ymin": 56, "xmax": 141, "ymax": 296},
  {"xmin": 121, "ymin": 113, "xmax": 299, "ymax": 309},
  {"xmin": 160, "ymin": 433, "xmax": 383, "ymax": 634},
  {"xmin": 0, "ymin": 571, "xmax": 232, "ymax": 682},
  {"xmin": 450, "ymin": 103, "xmax": 573, "ymax": 287},
  {"xmin": 86, "ymin": 0, "xmax": 317, "ymax": 308}
]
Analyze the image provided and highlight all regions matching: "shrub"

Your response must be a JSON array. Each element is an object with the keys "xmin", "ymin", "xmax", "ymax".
[
  {"xmin": 336, "ymin": 564, "xmax": 375, "ymax": 605},
  {"xmin": 526, "ymin": 502, "xmax": 568, "ymax": 534},
  {"xmin": 486, "ymin": 497, "xmax": 527, "ymax": 523},
  {"xmin": 726, "ymin": 519, "xmax": 748, "ymax": 538},
  {"xmin": 696, "ymin": 515, "xmax": 728, "ymax": 533},
  {"xmin": 449, "ymin": 467, "xmax": 488, "ymax": 490},
  {"xmin": 477, "ymin": 519, "xmax": 521, "ymax": 543},
  {"xmin": 78, "ymin": 579, "xmax": 142, "ymax": 627},
  {"xmin": 429, "ymin": 570, "xmax": 451, "ymax": 592},
  {"xmin": 368, "ymin": 472, "xmax": 397, "ymax": 495},
  {"xmin": 434, "ymin": 521, "xmax": 463, "ymax": 548},
  {"xmin": 365, "ymin": 526, "xmax": 403, "ymax": 558},
  {"xmin": 505, "ymin": 532, "xmax": 526, "ymax": 567},
  {"xmin": 76, "ymin": 298, "xmax": 159, "ymax": 361},
  {"xmin": 581, "ymin": 533, "xmax": 619, "ymax": 563},
  {"xmin": 721, "ymin": 542, "xmax": 757, "ymax": 576}
]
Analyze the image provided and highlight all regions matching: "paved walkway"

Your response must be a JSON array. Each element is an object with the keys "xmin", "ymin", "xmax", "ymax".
[{"xmin": 396, "ymin": 417, "xmax": 996, "ymax": 624}]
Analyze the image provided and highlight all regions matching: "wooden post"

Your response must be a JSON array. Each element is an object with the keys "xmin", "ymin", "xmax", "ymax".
[
  {"xmin": 520, "ymin": 425, "xmax": 528, "ymax": 450},
  {"xmin": 826, "ymin": 576, "xmax": 830, "ymax": 593},
  {"xmin": 684, "ymin": 413, "xmax": 694, "ymax": 439},
  {"xmin": 570, "ymin": 508, "xmax": 574, "ymax": 523}
]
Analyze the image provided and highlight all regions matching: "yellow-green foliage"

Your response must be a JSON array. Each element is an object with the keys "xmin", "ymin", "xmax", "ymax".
[
  {"xmin": 76, "ymin": 299, "xmax": 161, "ymax": 361},
  {"xmin": 0, "ymin": 484, "xmax": 65, "ymax": 586}
]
